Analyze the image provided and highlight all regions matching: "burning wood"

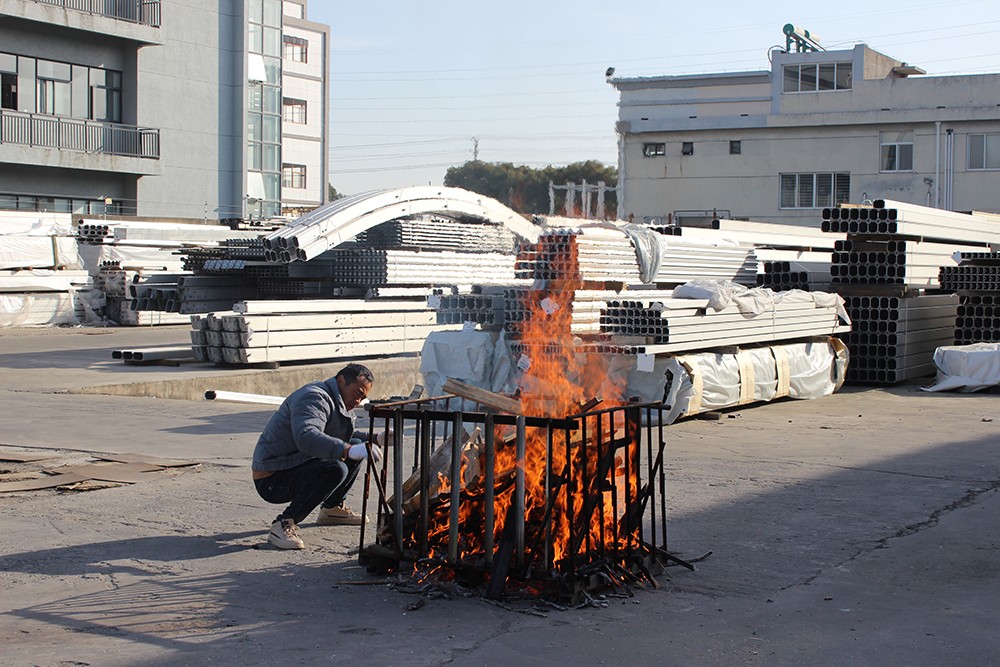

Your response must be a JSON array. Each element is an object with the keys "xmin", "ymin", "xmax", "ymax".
[{"xmin": 360, "ymin": 253, "xmax": 693, "ymax": 603}]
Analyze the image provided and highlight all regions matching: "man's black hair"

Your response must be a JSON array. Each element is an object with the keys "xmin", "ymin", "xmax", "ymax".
[{"xmin": 336, "ymin": 363, "xmax": 374, "ymax": 385}]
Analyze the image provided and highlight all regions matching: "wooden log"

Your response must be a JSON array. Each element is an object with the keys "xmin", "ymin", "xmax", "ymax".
[{"xmin": 442, "ymin": 378, "xmax": 522, "ymax": 415}]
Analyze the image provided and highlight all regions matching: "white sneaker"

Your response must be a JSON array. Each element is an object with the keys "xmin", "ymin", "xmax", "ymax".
[
  {"xmin": 268, "ymin": 518, "xmax": 304, "ymax": 549},
  {"xmin": 316, "ymin": 503, "xmax": 364, "ymax": 526}
]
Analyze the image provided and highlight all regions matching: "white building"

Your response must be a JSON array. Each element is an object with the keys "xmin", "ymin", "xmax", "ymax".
[{"xmin": 610, "ymin": 35, "xmax": 1000, "ymax": 227}]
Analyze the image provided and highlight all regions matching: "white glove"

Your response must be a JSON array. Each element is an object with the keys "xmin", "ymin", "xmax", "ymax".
[
  {"xmin": 374, "ymin": 429, "xmax": 393, "ymax": 447},
  {"xmin": 347, "ymin": 442, "xmax": 382, "ymax": 467}
]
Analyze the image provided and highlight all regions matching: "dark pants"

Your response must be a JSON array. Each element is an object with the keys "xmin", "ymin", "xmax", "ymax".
[{"xmin": 254, "ymin": 457, "xmax": 362, "ymax": 525}]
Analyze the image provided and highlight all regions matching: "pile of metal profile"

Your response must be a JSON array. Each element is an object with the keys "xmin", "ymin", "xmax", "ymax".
[
  {"xmin": 76, "ymin": 219, "xmax": 259, "ymax": 246},
  {"xmin": 955, "ymin": 294, "xmax": 1000, "ymax": 345},
  {"xmin": 840, "ymin": 294, "xmax": 959, "ymax": 383},
  {"xmin": 353, "ymin": 216, "xmax": 517, "ymax": 253},
  {"xmin": 674, "ymin": 218, "xmax": 845, "ymax": 251},
  {"xmin": 97, "ymin": 267, "xmax": 191, "ymax": 325},
  {"xmin": 501, "ymin": 288, "xmax": 847, "ymax": 355},
  {"xmin": 111, "ymin": 345, "xmax": 194, "ymax": 363},
  {"xmin": 821, "ymin": 199, "xmax": 1000, "ymax": 246},
  {"xmin": 940, "ymin": 252, "xmax": 1000, "ymax": 292},
  {"xmin": 0, "ymin": 268, "xmax": 101, "ymax": 327},
  {"xmin": 260, "ymin": 187, "xmax": 540, "ymax": 263},
  {"xmin": 821, "ymin": 199, "xmax": 1000, "ymax": 383},
  {"xmin": 267, "ymin": 247, "xmax": 520, "ymax": 287},
  {"xmin": 831, "ymin": 238, "xmax": 982, "ymax": 288},
  {"xmin": 189, "ymin": 298, "xmax": 461, "ymax": 365},
  {"xmin": 129, "ymin": 273, "xmax": 258, "ymax": 315},
  {"xmin": 515, "ymin": 226, "xmax": 758, "ymax": 286},
  {"xmin": 757, "ymin": 258, "xmax": 833, "ymax": 292},
  {"xmin": 937, "ymin": 252, "xmax": 1000, "ymax": 345}
]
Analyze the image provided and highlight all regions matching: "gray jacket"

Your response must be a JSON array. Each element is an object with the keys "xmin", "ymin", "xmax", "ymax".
[{"xmin": 252, "ymin": 377, "xmax": 368, "ymax": 472}]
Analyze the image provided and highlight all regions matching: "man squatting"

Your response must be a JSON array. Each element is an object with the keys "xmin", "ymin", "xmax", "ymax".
[{"xmin": 251, "ymin": 363, "xmax": 388, "ymax": 549}]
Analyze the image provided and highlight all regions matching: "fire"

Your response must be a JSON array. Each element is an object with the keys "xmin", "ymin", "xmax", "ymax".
[{"xmin": 398, "ymin": 233, "xmax": 647, "ymax": 581}]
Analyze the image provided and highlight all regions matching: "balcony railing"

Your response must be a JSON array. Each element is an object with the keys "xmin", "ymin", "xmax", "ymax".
[
  {"xmin": 31, "ymin": 0, "xmax": 161, "ymax": 27},
  {"xmin": 0, "ymin": 109, "xmax": 160, "ymax": 160}
]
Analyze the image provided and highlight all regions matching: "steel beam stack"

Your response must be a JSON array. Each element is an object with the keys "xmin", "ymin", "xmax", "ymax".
[
  {"xmin": 840, "ymin": 294, "xmax": 958, "ymax": 383},
  {"xmin": 190, "ymin": 299, "xmax": 460, "ymax": 364},
  {"xmin": 130, "ymin": 273, "xmax": 257, "ymax": 315},
  {"xmin": 939, "ymin": 252, "xmax": 1000, "ymax": 345},
  {"xmin": 822, "ymin": 199, "xmax": 1000, "ymax": 245},
  {"xmin": 822, "ymin": 199, "xmax": 999, "ymax": 383},
  {"xmin": 832, "ymin": 238, "xmax": 982, "ymax": 288},
  {"xmin": 272, "ymin": 248, "xmax": 518, "ymax": 287},
  {"xmin": 515, "ymin": 226, "xmax": 758, "ymax": 286},
  {"xmin": 757, "ymin": 258, "xmax": 833, "ymax": 292},
  {"xmin": 354, "ymin": 217, "xmax": 516, "ymax": 254}
]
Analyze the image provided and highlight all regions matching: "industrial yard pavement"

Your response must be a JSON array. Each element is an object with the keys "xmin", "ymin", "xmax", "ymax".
[{"xmin": 0, "ymin": 325, "xmax": 998, "ymax": 666}]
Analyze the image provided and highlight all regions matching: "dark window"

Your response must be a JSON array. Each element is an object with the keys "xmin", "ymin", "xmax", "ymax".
[
  {"xmin": 642, "ymin": 142, "xmax": 665, "ymax": 157},
  {"xmin": 283, "ymin": 36, "xmax": 308, "ymax": 63},
  {"xmin": 282, "ymin": 97, "xmax": 306, "ymax": 124},
  {"xmin": 0, "ymin": 72, "xmax": 15, "ymax": 110},
  {"xmin": 729, "ymin": 140, "xmax": 741, "ymax": 155},
  {"xmin": 968, "ymin": 134, "xmax": 1000, "ymax": 170},
  {"xmin": 681, "ymin": 142, "xmax": 694, "ymax": 156},
  {"xmin": 282, "ymin": 163, "xmax": 306, "ymax": 189},
  {"xmin": 880, "ymin": 131, "xmax": 913, "ymax": 172},
  {"xmin": 782, "ymin": 62, "xmax": 852, "ymax": 93}
]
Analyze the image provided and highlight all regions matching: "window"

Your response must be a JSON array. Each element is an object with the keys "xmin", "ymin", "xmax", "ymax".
[
  {"xmin": 730, "ymin": 140, "xmax": 742, "ymax": 155},
  {"xmin": 282, "ymin": 97, "xmax": 306, "ymax": 124},
  {"xmin": 968, "ymin": 134, "xmax": 1000, "ymax": 170},
  {"xmin": 90, "ymin": 69, "xmax": 121, "ymax": 123},
  {"xmin": 880, "ymin": 131, "xmax": 913, "ymax": 172},
  {"xmin": 681, "ymin": 142, "xmax": 694, "ymax": 156},
  {"xmin": 642, "ymin": 142, "xmax": 665, "ymax": 157},
  {"xmin": 0, "ymin": 53, "xmax": 15, "ymax": 110},
  {"xmin": 3, "ymin": 53, "xmax": 121, "ymax": 121},
  {"xmin": 36, "ymin": 59, "xmax": 71, "ymax": 116},
  {"xmin": 780, "ymin": 173, "xmax": 850, "ymax": 208},
  {"xmin": 282, "ymin": 163, "xmax": 306, "ymax": 188},
  {"xmin": 283, "ymin": 36, "xmax": 308, "ymax": 63},
  {"xmin": 782, "ymin": 62, "xmax": 852, "ymax": 93}
]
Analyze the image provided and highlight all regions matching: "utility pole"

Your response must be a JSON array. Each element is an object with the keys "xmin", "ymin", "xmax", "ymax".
[{"xmin": 471, "ymin": 137, "xmax": 479, "ymax": 161}]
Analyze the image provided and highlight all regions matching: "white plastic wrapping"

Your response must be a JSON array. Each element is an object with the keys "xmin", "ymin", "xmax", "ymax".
[
  {"xmin": 420, "ymin": 330, "xmax": 517, "ymax": 410},
  {"xmin": 0, "ymin": 293, "xmax": 78, "ymax": 327},
  {"xmin": 0, "ymin": 212, "xmax": 81, "ymax": 270},
  {"xmin": 923, "ymin": 343, "xmax": 1000, "ymax": 392},
  {"xmin": 660, "ymin": 338, "xmax": 849, "ymax": 423}
]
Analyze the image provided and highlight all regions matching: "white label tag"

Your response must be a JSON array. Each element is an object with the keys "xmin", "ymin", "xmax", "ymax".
[
  {"xmin": 462, "ymin": 320, "xmax": 476, "ymax": 332},
  {"xmin": 540, "ymin": 297, "xmax": 559, "ymax": 315},
  {"xmin": 636, "ymin": 353, "xmax": 655, "ymax": 372},
  {"xmin": 427, "ymin": 295, "xmax": 441, "ymax": 309},
  {"xmin": 517, "ymin": 354, "xmax": 531, "ymax": 372}
]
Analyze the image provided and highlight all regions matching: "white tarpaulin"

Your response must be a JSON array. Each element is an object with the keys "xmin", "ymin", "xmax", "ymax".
[
  {"xmin": 923, "ymin": 343, "xmax": 1000, "ymax": 392},
  {"xmin": 659, "ymin": 338, "xmax": 848, "ymax": 424},
  {"xmin": 420, "ymin": 330, "xmax": 517, "ymax": 410}
]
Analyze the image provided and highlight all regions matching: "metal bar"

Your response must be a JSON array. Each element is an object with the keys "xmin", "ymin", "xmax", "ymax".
[
  {"xmin": 544, "ymin": 423, "xmax": 554, "ymax": 573},
  {"xmin": 514, "ymin": 415, "xmax": 526, "ymax": 570},
  {"xmin": 419, "ymin": 410, "xmax": 431, "ymax": 558},
  {"xmin": 484, "ymin": 413, "xmax": 495, "ymax": 567},
  {"xmin": 392, "ymin": 409, "xmax": 405, "ymax": 555},
  {"xmin": 448, "ymin": 411, "xmax": 463, "ymax": 564}
]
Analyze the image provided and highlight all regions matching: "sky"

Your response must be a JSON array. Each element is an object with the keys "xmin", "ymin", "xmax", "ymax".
[{"xmin": 308, "ymin": 0, "xmax": 1000, "ymax": 196}]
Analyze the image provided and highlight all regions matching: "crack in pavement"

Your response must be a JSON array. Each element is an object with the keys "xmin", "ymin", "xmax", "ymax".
[{"xmin": 786, "ymin": 480, "xmax": 1000, "ymax": 590}]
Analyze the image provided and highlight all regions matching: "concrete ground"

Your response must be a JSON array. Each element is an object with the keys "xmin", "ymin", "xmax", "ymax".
[{"xmin": 0, "ymin": 325, "xmax": 997, "ymax": 666}]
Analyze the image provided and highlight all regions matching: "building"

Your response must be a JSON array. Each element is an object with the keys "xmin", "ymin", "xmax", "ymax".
[
  {"xmin": 0, "ymin": 0, "xmax": 329, "ymax": 221},
  {"xmin": 609, "ymin": 29, "xmax": 1000, "ymax": 227}
]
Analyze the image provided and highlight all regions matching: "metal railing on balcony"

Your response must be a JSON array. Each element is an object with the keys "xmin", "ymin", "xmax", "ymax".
[
  {"xmin": 31, "ymin": 0, "xmax": 161, "ymax": 27},
  {"xmin": 0, "ymin": 109, "xmax": 160, "ymax": 160}
]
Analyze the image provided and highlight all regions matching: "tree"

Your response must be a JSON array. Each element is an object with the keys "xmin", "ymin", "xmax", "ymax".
[
  {"xmin": 328, "ymin": 184, "xmax": 345, "ymax": 201},
  {"xmin": 444, "ymin": 161, "xmax": 617, "ymax": 216}
]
